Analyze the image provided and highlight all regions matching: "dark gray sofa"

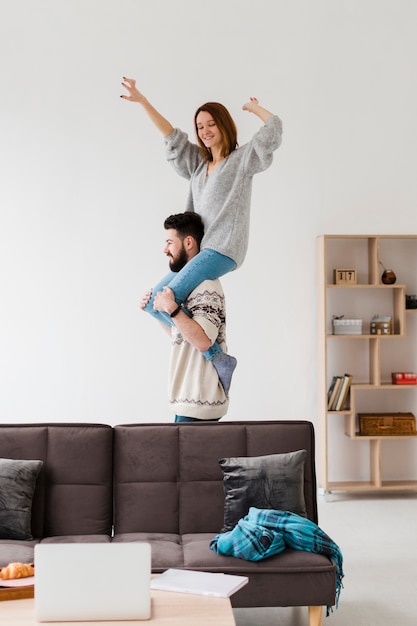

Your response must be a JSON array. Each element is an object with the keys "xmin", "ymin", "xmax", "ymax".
[{"xmin": 0, "ymin": 421, "xmax": 336, "ymax": 626}]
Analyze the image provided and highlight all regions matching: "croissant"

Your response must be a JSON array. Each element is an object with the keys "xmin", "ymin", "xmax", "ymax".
[{"xmin": 0, "ymin": 562, "xmax": 35, "ymax": 580}]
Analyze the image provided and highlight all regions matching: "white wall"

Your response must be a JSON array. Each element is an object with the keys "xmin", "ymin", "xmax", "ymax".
[{"xmin": 1, "ymin": 0, "xmax": 417, "ymax": 435}]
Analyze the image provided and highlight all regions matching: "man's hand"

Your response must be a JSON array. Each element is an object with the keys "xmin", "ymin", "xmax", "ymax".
[
  {"xmin": 153, "ymin": 286, "xmax": 177, "ymax": 315},
  {"xmin": 153, "ymin": 286, "xmax": 212, "ymax": 352}
]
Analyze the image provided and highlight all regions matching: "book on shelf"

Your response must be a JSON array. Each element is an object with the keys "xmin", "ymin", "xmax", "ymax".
[
  {"xmin": 328, "ymin": 376, "xmax": 343, "ymax": 410},
  {"xmin": 334, "ymin": 374, "xmax": 352, "ymax": 411},
  {"xmin": 328, "ymin": 373, "xmax": 352, "ymax": 411},
  {"xmin": 327, "ymin": 376, "xmax": 338, "ymax": 405}
]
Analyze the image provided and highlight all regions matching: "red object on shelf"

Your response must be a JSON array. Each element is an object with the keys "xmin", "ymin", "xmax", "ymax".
[{"xmin": 391, "ymin": 372, "xmax": 417, "ymax": 385}]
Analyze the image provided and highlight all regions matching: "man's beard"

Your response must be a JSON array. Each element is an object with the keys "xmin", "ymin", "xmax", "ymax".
[{"xmin": 169, "ymin": 246, "xmax": 188, "ymax": 272}]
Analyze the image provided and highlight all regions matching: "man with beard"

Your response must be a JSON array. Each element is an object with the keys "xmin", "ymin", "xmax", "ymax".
[{"xmin": 140, "ymin": 212, "xmax": 230, "ymax": 422}]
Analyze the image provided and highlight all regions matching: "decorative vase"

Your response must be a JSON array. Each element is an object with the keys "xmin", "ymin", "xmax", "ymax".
[{"xmin": 381, "ymin": 269, "xmax": 396, "ymax": 285}]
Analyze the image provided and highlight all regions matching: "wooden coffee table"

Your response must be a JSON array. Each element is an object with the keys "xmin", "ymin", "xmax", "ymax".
[{"xmin": 0, "ymin": 587, "xmax": 236, "ymax": 625}]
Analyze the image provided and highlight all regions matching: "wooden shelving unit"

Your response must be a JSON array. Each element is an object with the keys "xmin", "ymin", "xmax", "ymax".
[{"xmin": 318, "ymin": 235, "xmax": 417, "ymax": 493}]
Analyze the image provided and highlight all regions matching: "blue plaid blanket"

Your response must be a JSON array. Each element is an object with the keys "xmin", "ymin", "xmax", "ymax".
[{"xmin": 210, "ymin": 507, "xmax": 344, "ymax": 616}]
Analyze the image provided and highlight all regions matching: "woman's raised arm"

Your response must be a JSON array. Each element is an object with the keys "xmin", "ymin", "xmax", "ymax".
[
  {"xmin": 242, "ymin": 97, "xmax": 274, "ymax": 124},
  {"xmin": 121, "ymin": 77, "xmax": 174, "ymax": 137}
]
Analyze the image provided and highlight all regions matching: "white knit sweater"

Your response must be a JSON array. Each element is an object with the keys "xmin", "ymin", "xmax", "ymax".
[{"xmin": 168, "ymin": 279, "xmax": 229, "ymax": 420}]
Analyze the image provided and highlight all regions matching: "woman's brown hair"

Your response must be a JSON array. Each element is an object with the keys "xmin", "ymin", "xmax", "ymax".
[{"xmin": 194, "ymin": 102, "xmax": 238, "ymax": 162}]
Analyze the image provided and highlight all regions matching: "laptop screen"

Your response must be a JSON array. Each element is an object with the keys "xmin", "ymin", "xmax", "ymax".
[{"xmin": 34, "ymin": 543, "xmax": 151, "ymax": 622}]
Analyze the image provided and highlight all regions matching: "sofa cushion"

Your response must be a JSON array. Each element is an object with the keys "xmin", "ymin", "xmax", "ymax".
[
  {"xmin": 113, "ymin": 426, "xmax": 181, "ymax": 534},
  {"xmin": 40, "ymin": 535, "xmax": 112, "ymax": 544},
  {"xmin": 114, "ymin": 422, "xmax": 318, "ymax": 537},
  {"xmin": 0, "ymin": 458, "xmax": 43, "ymax": 540},
  {"xmin": 219, "ymin": 451, "xmax": 307, "ymax": 532},
  {"xmin": 112, "ymin": 533, "xmax": 184, "ymax": 571},
  {"xmin": 0, "ymin": 424, "xmax": 114, "ymax": 539},
  {"xmin": 182, "ymin": 533, "xmax": 330, "ymax": 571},
  {"xmin": 181, "ymin": 533, "xmax": 336, "ymax": 608}
]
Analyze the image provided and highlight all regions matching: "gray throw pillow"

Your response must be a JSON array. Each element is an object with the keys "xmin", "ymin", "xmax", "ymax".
[
  {"xmin": 0, "ymin": 458, "xmax": 43, "ymax": 540},
  {"xmin": 219, "ymin": 450, "xmax": 307, "ymax": 532}
]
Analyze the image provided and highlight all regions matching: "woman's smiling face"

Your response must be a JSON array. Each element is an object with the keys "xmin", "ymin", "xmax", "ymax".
[{"xmin": 196, "ymin": 111, "xmax": 223, "ymax": 151}]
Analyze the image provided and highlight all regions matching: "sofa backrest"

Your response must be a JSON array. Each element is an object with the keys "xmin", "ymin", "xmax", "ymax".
[
  {"xmin": 0, "ymin": 423, "xmax": 113, "ymax": 538},
  {"xmin": 113, "ymin": 421, "xmax": 318, "ymax": 535}
]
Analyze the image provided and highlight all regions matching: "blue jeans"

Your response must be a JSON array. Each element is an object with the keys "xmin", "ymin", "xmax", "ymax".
[
  {"xmin": 175, "ymin": 415, "xmax": 221, "ymax": 423},
  {"xmin": 145, "ymin": 249, "xmax": 236, "ymax": 360}
]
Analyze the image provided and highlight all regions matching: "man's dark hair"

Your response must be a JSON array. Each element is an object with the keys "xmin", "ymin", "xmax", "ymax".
[{"xmin": 164, "ymin": 212, "xmax": 205, "ymax": 248}]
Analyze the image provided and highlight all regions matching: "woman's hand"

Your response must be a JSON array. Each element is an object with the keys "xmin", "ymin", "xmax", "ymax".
[
  {"xmin": 242, "ymin": 97, "xmax": 273, "ymax": 123},
  {"xmin": 120, "ymin": 77, "xmax": 174, "ymax": 136},
  {"xmin": 120, "ymin": 77, "xmax": 147, "ymax": 104},
  {"xmin": 242, "ymin": 97, "xmax": 259, "ymax": 112}
]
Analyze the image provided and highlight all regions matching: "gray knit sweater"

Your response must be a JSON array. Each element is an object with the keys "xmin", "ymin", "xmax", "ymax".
[{"xmin": 164, "ymin": 115, "xmax": 283, "ymax": 268}]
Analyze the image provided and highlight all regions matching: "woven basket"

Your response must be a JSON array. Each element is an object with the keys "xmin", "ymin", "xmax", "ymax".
[{"xmin": 358, "ymin": 412, "xmax": 416, "ymax": 436}]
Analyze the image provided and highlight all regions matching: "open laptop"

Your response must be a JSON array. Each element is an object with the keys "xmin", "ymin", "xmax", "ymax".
[{"xmin": 34, "ymin": 543, "xmax": 151, "ymax": 622}]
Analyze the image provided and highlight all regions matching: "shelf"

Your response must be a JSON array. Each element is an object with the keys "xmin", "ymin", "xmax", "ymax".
[
  {"xmin": 327, "ymin": 334, "xmax": 403, "ymax": 339},
  {"xmin": 326, "ymin": 284, "xmax": 406, "ymax": 289},
  {"xmin": 324, "ymin": 480, "xmax": 417, "ymax": 493},
  {"xmin": 352, "ymin": 383, "xmax": 417, "ymax": 390},
  {"xmin": 318, "ymin": 234, "xmax": 417, "ymax": 494},
  {"xmin": 349, "ymin": 433, "xmax": 417, "ymax": 440}
]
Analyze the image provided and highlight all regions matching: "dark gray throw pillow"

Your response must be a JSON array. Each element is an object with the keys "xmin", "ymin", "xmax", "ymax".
[
  {"xmin": 219, "ymin": 450, "xmax": 307, "ymax": 532},
  {"xmin": 0, "ymin": 458, "xmax": 43, "ymax": 540}
]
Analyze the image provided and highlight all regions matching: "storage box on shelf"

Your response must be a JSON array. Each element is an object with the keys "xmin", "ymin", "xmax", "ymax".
[
  {"xmin": 358, "ymin": 412, "xmax": 416, "ymax": 436},
  {"xmin": 318, "ymin": 235, "xmax": 417, "ymax": 493},
  {"xmin": 332, "ymin": 318, "xmax": 362, "ymax": 335},
  {"xmin": 391, "ymin": 372, "xmax": 417, "ymax": 385}
]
